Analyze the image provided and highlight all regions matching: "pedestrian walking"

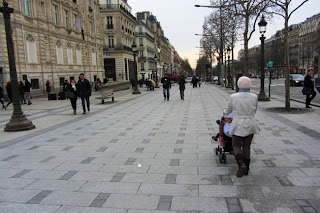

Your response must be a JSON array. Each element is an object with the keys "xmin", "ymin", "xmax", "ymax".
[
  {"xmin": 161, "ymin": 73, "xmax": 171, "ymax": 101},
  {"xmin": 45, "ymin": 80, "xmax": 51, "ymax": 97},
  {"xmin": 77, "ymin": 73, "xmax": 91, "ymax": 114},
  {"xmin": 19, "ymin": 81, "xmax": 26, "ymax": 104},
  {"xmin": 198, "ymin": 76, "xmax": 201, "ymax": 87},
  {"xmin": 67, "ymin": 79, "xmax": 78, "ymax": 114},
  {"xmin": 224, "ymin": 76, "xmax": 260, "ymax": 178},
  {"xmin": 4, "ymin": 81, "xmax": 12, "ymax": 110},
  {"xmin": 178, "ymin": 76, "xmax": 186, "ymax": 100},
  {"xmin": 95, "ymin": 78, "xmax": 101, "ymax": 91},
  {"xmin": 192, "ymin": 76, "xmax": 198, "ymax": 88},
  {"xmin": 24, "ymin": 78, "xmax": 32, "ymax": 105},
  {"xmin": 303, "ymin": 69, "xmax": 317, "ymax": 108},
  {"xmin": 0, "ymin": 86, "xmax": 5, "ymax": 108}
]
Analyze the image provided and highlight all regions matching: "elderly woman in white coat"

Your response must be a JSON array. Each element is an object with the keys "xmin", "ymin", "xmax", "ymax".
[{"xmin": 224, "ymin": 76, "xmax": 260, "ymax": 178}]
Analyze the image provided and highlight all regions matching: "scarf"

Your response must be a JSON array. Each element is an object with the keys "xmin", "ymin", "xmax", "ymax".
[{"xmin": 239, "ymin": 88, "xmax": 250, "ymax": 92}]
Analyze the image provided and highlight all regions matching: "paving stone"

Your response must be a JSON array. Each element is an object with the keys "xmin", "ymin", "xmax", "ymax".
[
  {"xmin": 40, "ymin": 156, "xmax": 56, "ymax": 163},
  {"xmin": 80, "ymin": 181, "xmax": 140, "ymax": 194},
  {"xmin": 90, "ymin": 193, "xmax": 111, "ymax": 207},
  {"xmin": 41, "ymin": 191, "xmax": 98, "ymax": 207},
  {"xmin": 2, "ymin": 155, "xmax": 19, "ymax": 161},
  {"xmin": 0, "ymin": 189, "xmax": 41, "ymax": 203},
  {"xmin": 25, "ymin": 179, "xmax": 86, "ymax": 192},
  {"xmin": 170, "ymin": 196, "xmax": 228, "ymax": 212},
  {"xmin": 56, "ymin": 206, "xmax": 127, "ymax": 213},
  {"xmin": 0, "ymin": 177, "xmax": 36, "ymax": 189},
  {"xmin": 27, "ymin": 190, "xmax": 53, "ymax": 204},
  {"xmin": 11, "ymin": 169, "xmax": 32, "ymax": 178},
  {"xmin": 103, "ymin": 194, "xmax": 159, "ymax": 210},
  {"xmin": 59, "ymin": 171, "xmax": 78, "ymax": 180},
  {"xmin": 138, "ymin": 183, "xmax": 198, "ymax": 196},
  {"xmin": 0, "ymin": 202, "xmax": 60, "ymax": 213},
  {"xmin": 81, "ymin": 157, "xmax": 96, "ymax": 164},
  {"xmin": 165, "ymin": 174, "xmax": 177, "ymax": 184},
  {"xmin": 170, "ymin": 159, "xmax": 180, "ymax": 166},
  {"xmin": 96, "ymin": 147, "xmax": 108, "ymax": 152}
]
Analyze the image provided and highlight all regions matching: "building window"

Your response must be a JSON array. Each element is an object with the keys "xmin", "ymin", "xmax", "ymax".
[
  {"xmin": 23, "ymin": 0, "xmax": 31, "ymax": 16},
  {"xmin": 76, "ymin": 44, "xmax": 82, "ymax": 65},
  {"xmin": 139, "ymin": 27, "xmax": 142, "ymax": 34},
  {"xmin": 108, "ymin": 36, "xmax": 114, "ymax": 48},
  {"xmin": 52, "ymin": 4, "xmax": 59, "ymax": 25},
  {"xmin": 139, "ymin": 38, "xmax": 143, "ymax": 46},
  {"xmin": 107, "ymin": 16, "xmax": 113, "ymax": 29},
  {"xmin": 89, "ymin": 21, "xmax": 93, "ymax": 36},
  {"xmin": 63, "ymin": 9, "xmax": 69, "ymax": 28},
  {"xmin": 139, "ymin": 50, "xmax": 144, "ymax": 57},
  {"xmin": 26, "ymin": 34, "xmax": 37, "ymax": 64},
  {"xmin": 56, "ymin": 40, "xmax": 64, "ymax": 64},
  {"xmin": 59, "ymin": 77, "xmax": 65, "ymax": 87},
  {"xmin": 40, "ymin": 1, "xmax": 45, "ymax": 14},
  {"xmin": 31, "ymin": 79, "xmax": 39, "ymax": 89},
  {"xmin": 73, "ymin": 14, "xmax": 78, "ymax": 31},
  {"xmin": 141, "ymin": 63, "xmax": 144, "ymax": 70},
  {"xmin": 66, "ymin": 42, "xmax": 73, "ymax": 65},
  {"xmin": 91, "ymin": 48, "xmax": 97, "ymax": 66}
]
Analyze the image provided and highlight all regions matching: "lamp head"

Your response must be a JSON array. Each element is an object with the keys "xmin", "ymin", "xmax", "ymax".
[
  {"xmin": 258, "ymin": 15, "xmax": 267, "ymax": 35},
  {"xmin": 227, "ymin": 47, "xmax": 231, "ymax": 56},
  {"xmin": 132, "ymin": 42, "xmax": 137, "ymax": 52}
]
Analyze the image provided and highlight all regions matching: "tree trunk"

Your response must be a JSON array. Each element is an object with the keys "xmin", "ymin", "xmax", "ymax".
[
  {"xmin": 243, "ymin": 16, "xmax": 250, "ymax": 76},
  {"xmin": 285, "ymin": 2, "xmax": 291, "ymax": 110}
]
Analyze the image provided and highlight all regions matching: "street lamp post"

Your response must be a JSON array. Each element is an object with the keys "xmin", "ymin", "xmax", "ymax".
[
  {"xmin": 154, "ymin": 54, "xmax": 159, "ymax": 88},
  {"xmin": 0, "ymin": 1, "xmax": 35, "ymax": 131},
  {"xmin": 132, "ymin": 42, "xmax": 141, "ymax": 94},
  {"xmin": 257, "ymin": 15, "xmax": 269, "ymax": 101},
  {"xmin": 227, "ymin": 47, "xmax": 231, "ymax": 88}
]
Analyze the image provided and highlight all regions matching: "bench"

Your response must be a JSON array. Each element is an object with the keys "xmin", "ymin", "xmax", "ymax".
[{"xmin": 96, "ymin": 88, "xmax": 114, "ymax": 104}]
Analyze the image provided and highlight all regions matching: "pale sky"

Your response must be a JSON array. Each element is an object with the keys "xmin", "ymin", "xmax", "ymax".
[{"xmin": 130, "ymin": 0, "xmax": 319, "ymax": 68}]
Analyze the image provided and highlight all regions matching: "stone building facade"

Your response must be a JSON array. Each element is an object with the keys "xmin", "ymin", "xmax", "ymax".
[
  {"xmin": 99, "ymin": 0, "xmax": 135, "ymax": 82},
  {"xmin": 0, "ymin": 0, "xmax": 104, "ymax": 95}
]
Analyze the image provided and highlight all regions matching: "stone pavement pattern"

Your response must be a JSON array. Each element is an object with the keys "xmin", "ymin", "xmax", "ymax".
[{"xmin": 0, "ymin": 84, "xmax": 320, "ymax": 213}]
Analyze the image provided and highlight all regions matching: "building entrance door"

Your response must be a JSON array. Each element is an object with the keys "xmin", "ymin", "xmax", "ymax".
[{"xmin": 104, "ymin": 58, "xmax": 116, "ymax": 81}]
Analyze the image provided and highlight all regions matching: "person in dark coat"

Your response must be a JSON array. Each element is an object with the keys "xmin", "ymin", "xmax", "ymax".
[
  {"xmin": 304, "ymin": 69, "xmax": 317, "ymax": 108},
  {"xmin": 24, "ymin": 78, "xmax": 32, "ymax": 105},
  {"xmin": 4, "ymin": 81, "xmax": 12, "ymax": 110},
  {"xmin": 178, "ymin": 76, "xmax": 186, "ymax": 100},
  {"xmin": 45, "ymin": 80, "xmax": 51, "ymax": 97},
  {"xmin": 67, "ymin": 79, "xmax": 78, "ymax": 114},
  {"xmin": 77, "ymin": 73, "xmax": 91, "ymax": 114},
  {"xmin": 0, "ymin": 86, "xmax": 4, "ymax": 108},
  {"xmin": 192, "ymin": 76, "xmax": 198, "ymax": 88},
  {"xmin": 19, "ymin": 81, "xmax": 26, "ymax": 104},
  {"xmin": 161, "ymin": 73, "xmax": 171, "ymax": 101}
]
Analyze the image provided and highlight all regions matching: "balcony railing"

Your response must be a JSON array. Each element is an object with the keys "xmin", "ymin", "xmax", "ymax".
[
  {"xmin": 106, "ymin": 24, "xmax": 114, "ymax": 29},
  {"xmin": 100, "ymin": 4, "xmax": 136, "ymax": 21},
  {"xmin": 103, "ymin": 45, "xmax": 133, "ymax": 52}
]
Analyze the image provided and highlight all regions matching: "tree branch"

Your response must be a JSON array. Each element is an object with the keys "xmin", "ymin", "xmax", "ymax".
[{"xmin": 289, "ymin": 0, "xmax": 309, "ymax": 19}]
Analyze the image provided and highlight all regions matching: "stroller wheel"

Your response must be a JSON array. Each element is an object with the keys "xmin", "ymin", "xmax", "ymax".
[
  {"xmin": 215, "ymin": 147, "xmax": 218, "ymax": 155},
  {"xmin": 222, "ymin": 153, "xmax": 227, "ymax": 163},
  {"xmin": 219, "ymin": 154, "xmax": 223, "ymax": 163}
]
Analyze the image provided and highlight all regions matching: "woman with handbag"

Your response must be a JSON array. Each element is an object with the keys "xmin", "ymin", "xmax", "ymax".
[{"xmin": 67, "ymin": 79, "xmax": 78, "ymax": 114}]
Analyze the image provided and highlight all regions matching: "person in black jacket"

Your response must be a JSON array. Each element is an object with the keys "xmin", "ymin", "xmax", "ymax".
[
  {"xmin": 77, "ymin": 73, "xmax": 91, "ymax": 114},
  {"xmin": 178, "ymin": 76, "xmax": 186, "ymax": 100},
  {"xmin": 304, "ymin": 69, "xmax": 317, "ymax": 108},
  {"xmin": 161, "ymin": 73, "xmax": 171, "ymax": 101},
  {"xmin": 0, "ymin": 86, "xmax": 4, "ymax": 108},
  {"xmin": 19, "ymin": 81, "xmax": 27, "ymax": 104},
  {"xmin": 24, "ymin": 78, "xmax": 32, "ymax": 105},
  {"xmin": 4, "ymin": 81, "xmax": 12, "ymax": 110},
  {"xmin": 67, "ymin": 79, "xmax": 78, "ymax": 114}
]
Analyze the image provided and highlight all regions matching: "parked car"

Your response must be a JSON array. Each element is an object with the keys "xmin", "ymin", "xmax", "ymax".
[
  {"xmin": 271, "ymin": 73, "xmax": 279, "ymax": 79},
  {"xmin": 289, "ymin": 74, "xmax": 304, "ymax": 86},
  {"xmin": 185, "ymin": 77, "xmax": 192, "ymax": 83}
]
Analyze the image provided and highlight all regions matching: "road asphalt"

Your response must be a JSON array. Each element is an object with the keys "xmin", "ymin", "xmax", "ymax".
[{"xmin": 0, "ymin": 83, "xmax": 319, "ymax": 213}]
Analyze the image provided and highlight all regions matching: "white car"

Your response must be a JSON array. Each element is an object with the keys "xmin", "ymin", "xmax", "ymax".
[{"xmin": 185, "ymin": 77, "xmax": 192, "ymax": 83}]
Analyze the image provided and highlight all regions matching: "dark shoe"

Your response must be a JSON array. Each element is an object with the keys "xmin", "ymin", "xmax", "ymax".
[
  {"xmin": 28, "ymin": 103, "xmax": 31, "ymax": 105},
  {"xmin": 244, "ymin": 159, "xmax": 250, "ymax": 175},
  {"xmin": 83, "ymin": 111, "xmax": 86, "ymax": 114},
  {"xmin": 306, "ymin": 106, "xmax": 312, "ymax": 108},
  {"xmin": 235, "ymin": 154, "xmax": 246, "ymax": 178},
  {"xmin": 88, "ymin": 108, "xmax": 90, "ymax": 112}
]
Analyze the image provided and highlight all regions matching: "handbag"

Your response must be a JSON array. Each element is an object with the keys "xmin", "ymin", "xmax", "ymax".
[
  {"xmin": 66, "ymin": 91, "xmax": 74, "ymax": 99},
  {"xmin": 302, "ymin": 87, "xmax": 306, "ymax": 95}
]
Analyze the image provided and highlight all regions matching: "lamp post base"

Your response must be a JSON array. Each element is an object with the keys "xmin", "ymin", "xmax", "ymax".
[
  {"xmin": 258, "ymin": 92, "xmax": 269, "ymax": 101},
  {"xmin": 132, "ymin": 87, "xmax": 141, "ymax": 94},
  {"xmin": 5, "ymin": 112, "xmax": 35, "ymax": 132}
]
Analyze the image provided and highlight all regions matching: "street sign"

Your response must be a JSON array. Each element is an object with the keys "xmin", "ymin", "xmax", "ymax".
[{"xmin": 267, "ymin": 60, "xmax": 274, "ymax": 68}]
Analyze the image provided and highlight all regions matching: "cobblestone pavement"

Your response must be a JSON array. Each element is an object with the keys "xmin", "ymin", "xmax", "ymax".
[{"xmin": 0, "ymin": 84, "xmax": 319, "ymax": 213}]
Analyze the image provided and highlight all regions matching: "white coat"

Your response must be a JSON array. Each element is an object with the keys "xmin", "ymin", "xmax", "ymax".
[{"xmin": 224, "ymin": 91, "xmax": 260, "ymax": 137}]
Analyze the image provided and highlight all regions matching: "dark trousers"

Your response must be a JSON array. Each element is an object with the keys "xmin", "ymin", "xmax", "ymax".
[
  {"xmin": 81, "ymin": 96, "xmax": 90, "ymax": 112},
  {"xmin": 232, "ymin": 134, "xmax": 254, "ymax": 160},
  {"xmin": 70, "ymin": 98, "xmax": 77, "ymax": 110},
  {"xmin": 180, "ymin": 89, "xmax": 184, "ymax": 99},
  {"xmin": 306, "ymin": 91, "xmax": 316, "ymax": 107},
  {"xmin": 0, "ymin": 99, "xmax": 4, "ymax": 107}
]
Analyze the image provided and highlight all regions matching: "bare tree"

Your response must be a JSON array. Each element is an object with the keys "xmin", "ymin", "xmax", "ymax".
[
  {"xmin": 270, "ymin": 0, "xmax": 309, "ymax": 110},
  {"xmin": 210, "ymin": 0, "xmax": 271, "ymax": 76}
]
